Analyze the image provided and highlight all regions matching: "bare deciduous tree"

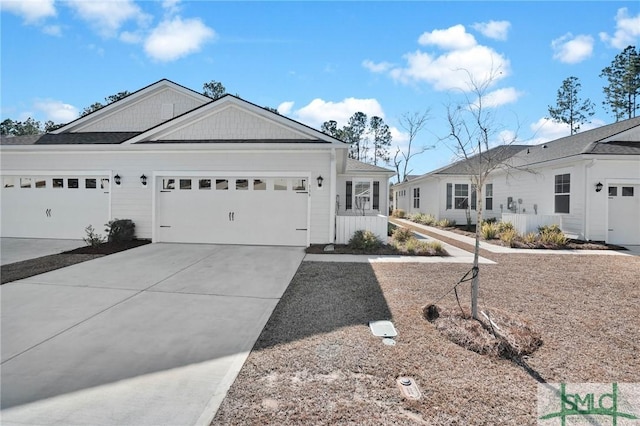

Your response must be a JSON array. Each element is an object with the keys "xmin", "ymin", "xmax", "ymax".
[
  {"xmin": 393, "ymin": 110, "xmax": 433, "ymax": 183},
  {"xmin": 442, "ymin": 69, "xmax": 521, "ymax": 320}
]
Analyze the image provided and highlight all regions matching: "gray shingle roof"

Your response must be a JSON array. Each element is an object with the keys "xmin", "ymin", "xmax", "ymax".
[
  {"xmin": 433, "ymin": 144, "xmax": 529, "ymax": 175},
  {"xmin": 0, "ymin": 134, "xmax": 43, "ymax": 145},
  {"xmin": 137, "ymin": 139, "xmax": 329, "ymax": 144},
  {"xmin": 36, "ymin": 132, "xmax": 142, "ymax": 144},
  {"xmin": 346, "ymin": 158, "xmax": 395, "ymax": 173}
]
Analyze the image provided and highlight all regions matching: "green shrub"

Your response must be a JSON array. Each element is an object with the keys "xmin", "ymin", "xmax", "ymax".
[
  {"xmin": 483, "ymin": 217, "xmax": 498, "ymax": 225},
  {"xmin": 437, "ymin": 218, "xmax": 456, "ymax": 227},
  {"xmin": 105, "ymin": 218, "xmax": 136, "ymax": 242},
  {"xmin": 500, "ymin": 228, "xmax": 519, "ymax": 247},
  {"xmin": 83, "ymin": 224, "xmax": 105, "ymax": 247},
  {"xmin": 480, "ymin": 222, "xmax": 499, "ymax": 240},
  {"xmin": 392, "ymin": 227, "xmax": 414, "ymax": 243},
  {"xmin": 348, "ymin": 230, "xmax": 382, "ymax": 250},
  {"xmin": 391, "ymin": 209, "xmax": 406, "ymax": 218}
]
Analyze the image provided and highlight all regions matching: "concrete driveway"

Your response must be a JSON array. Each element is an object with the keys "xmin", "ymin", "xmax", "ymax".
[
  {"xmin": 1, "ymin": 238, "xmax": 85, "ymax": 266},
  {"xmin": 1, "ymin": 243, "xmax": 305, "ymax": 426}
]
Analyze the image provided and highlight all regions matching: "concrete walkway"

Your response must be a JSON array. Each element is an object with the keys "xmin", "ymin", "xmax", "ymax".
[
  {"xmin": 1, "ymin": 243, "xmax": 305, "ymax": 426},
  {"xmin": 1, "ymin": 238, "xmax": 85, "ymax": 266}
]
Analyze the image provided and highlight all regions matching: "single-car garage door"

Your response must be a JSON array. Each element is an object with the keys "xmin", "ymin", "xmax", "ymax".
[
  {"xmin": 1, "ymin": 174, "xmax": 110, "ymax": 239},
  {"xmin": 156, "ymin": 175, "xmax": 309, "ymax": 246}
]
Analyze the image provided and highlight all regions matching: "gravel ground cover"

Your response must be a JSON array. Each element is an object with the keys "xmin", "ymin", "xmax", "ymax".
[{"xmin": 213, "ymin": 250, "xmax": 640, "ymax": 425}]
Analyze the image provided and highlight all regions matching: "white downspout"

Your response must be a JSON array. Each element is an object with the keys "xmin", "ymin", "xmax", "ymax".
[
  {"xmin": 329, "ymin": 148, "xmax": 337, "ymax": 243},
  {"xmin": 584, "ymin": 159, "xmax": 596, "ymax": 240}
]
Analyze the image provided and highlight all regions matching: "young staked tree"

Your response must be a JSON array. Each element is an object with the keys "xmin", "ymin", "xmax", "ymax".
[
  {"xmin": 443, "ymin": 70, "xmax": 520, "ymax": 320},
  {"xmin": 600, "ymin": 45, "xmax": 640, "ymax": 121},
  {"xmin": 393, "ymin": 110, "xmax": 433, "ymax": 183},
  {"xmin": 548, "ymin": 76, "xmax": 595, "ymax": 134}
]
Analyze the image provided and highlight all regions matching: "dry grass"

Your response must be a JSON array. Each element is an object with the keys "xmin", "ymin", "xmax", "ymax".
[{"xmin": 213, "ymin": 252, "xmax": 640, "ymax": 425}]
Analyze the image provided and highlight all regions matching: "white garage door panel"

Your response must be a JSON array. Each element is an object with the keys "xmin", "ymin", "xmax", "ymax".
[
  {"xmin": 157, "ymin": 177, "xmax": 308, "ymax": 246},
  {"xmin": 1, "ymin": 177, "xmax": 110, "ymax": 239}
]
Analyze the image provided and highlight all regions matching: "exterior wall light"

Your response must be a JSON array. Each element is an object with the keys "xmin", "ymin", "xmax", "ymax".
[
  {"xmin": 595, "ymin": 182, "xmax": 603, "ymax": 192},
  {"xmin": 114, "ymin": 174, "xmax": 121, "ymax": 185},
  {"xmin": 317, "ymin": 175, "xmax": 324, "ymax": 188},
  {"xmin": 140, "ymin": 174, "xmax": 147, "ymax": 186}
]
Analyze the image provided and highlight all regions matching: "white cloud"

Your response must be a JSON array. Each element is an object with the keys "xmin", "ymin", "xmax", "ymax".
[
  {"xmin": 551, "ymin": 33, "xmax": 594, "ymax": 64},
  {"xmin": 482, "ymin": 87, "xmax": 523, "ymax": 108},
  {"xmin": 599, "ymin": 8, "xmax": 640, "ymax": 49},
  {"xmin": 34, "ymin": 99, "xmax": 79, "ymax": 123},
  {"xmin": 0, "ymin": 0, "xmax": 56, "ymax": 23},
  {"xmin": 362, "ymin": 59, "xmax": 394, "ymax": 73},
  {"xmin": 42, "ymin": 24, "xmax": 62, "ymax": 36},
  {"xmin": 472, "ymin": 20, "xmax": 510, "ymax": 41},
  {"xmin": 144, "ymin": 16, "xmax": 216, "ymax": 62},
  {"xmin": 389, "ymin": 45, "xmax": 510, "ymax": 91},
  {"xmin": 67, "ymin": 0, "xmax": 150, "ymax": 38},
  {"xmin": 120, "ymin": 30, "xmax": 143, "ymax": 44},
  {"xmin": 292, "ymin": 97, "xmax": 385, "ymax": 129},
  {"xmin": 277, "ymin": 101, "xmax": 294, "ymax": 115},
  {"xmin": 162, "ymin": 0, "xmax": 182, "ymax": 15},
  {"xmin": 418, "ymin": 24, "xmax": 477, "ymax": 50}
]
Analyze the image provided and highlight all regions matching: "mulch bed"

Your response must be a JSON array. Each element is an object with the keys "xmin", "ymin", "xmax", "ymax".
[
  {"xmin": 213, "ymin": 252, "xmax": 640, "ymax": 424},
  {"xmin": 306, "ymin": 244, "xmax": 414, "ymax": 256},
  {"xmin": 1, "ymin": 239, "xmax": 151, "ymax": 284}
]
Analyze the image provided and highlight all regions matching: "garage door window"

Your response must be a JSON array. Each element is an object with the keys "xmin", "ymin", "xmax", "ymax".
[
  {"xmin": 274, "ymin": 179, "xmax": 287, "ymax": 190},
  {"xmin": 293, "ymin": 179, "xmax": 307, "ymax": 191},
  {"xmin": 163, "ymin": 179, "xmax": 175, "ymax": 190},
  {"xmin": 236, "ymin": 179, "xmax": 249, "ymax": 190},
  {"xmin": 609, "ymin": 186, "xmax": 617, "ymax": 196},
  {"xmin": 101, "ymin": 178, "xmax": 110, "ymax": 190},
  {"xmin": 216, "ymin": 179, "xmax": 228, "ymax": 190},
  {"xmin": 20, "ymin": 178, "xmax": 31, "ymax": 188},
  {"xmin": 199, "ymin": 179, "xmax": 211, "ymax": 190},
  {"xmin": 53, "ymin": 178, "xmax": 64, "ymax": 188},
  {"xmin": 622, "ymin": 187, "xmax": 634, "ymax": 197},
  {"xmin": 3, "ymin": 177, "xmax": 14, "ymax": 188},
  {"xmin": 68, "ymin": 178, "xmax": 79, "ymax": 189},
  {"xmin": 86, "ymin": 178, "xmax": 97, "ymax": 189},
  {"xmin": 254, "ymin": 179, "xmax": 266, "ymax": 190},
  {"xmin": 35, "ymin": 179, "xmax": 46, "ymax": 188},
  {"xmin": 180, "ymin": 179, "xmax": 192, "ymax": 190}
]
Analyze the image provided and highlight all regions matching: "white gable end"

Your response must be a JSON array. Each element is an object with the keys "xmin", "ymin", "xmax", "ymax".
[
  {"xmin": 156, "ymin": 104, "xmax": 314, "ymax": 141},
  {"xmin": 75, "ymin": 88, "xmax": 209, "ymax": 133}
]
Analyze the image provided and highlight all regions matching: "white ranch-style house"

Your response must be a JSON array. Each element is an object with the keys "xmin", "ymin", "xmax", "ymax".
[
  {"xmin": 1, "ymin": 79, "xmax": 394, "ymax": 246},
  {"xmin": 393, "ymin": 117, "xmax": 640, "ymax": 246}
]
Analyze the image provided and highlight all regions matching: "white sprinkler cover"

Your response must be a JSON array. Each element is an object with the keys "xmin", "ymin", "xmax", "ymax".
[{"xmin": 369, "ymin": 320, "xmax": 397, "ymax": 337}]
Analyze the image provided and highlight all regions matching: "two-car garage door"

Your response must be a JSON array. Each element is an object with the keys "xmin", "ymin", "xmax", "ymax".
[{"xmin": 156, "ymin": 175, "xmax": 309, "ymax": 246}]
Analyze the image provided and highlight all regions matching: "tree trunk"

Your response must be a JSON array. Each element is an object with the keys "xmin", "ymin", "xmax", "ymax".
[{"xmin": 471, "ymin": 186, "xmax": 483, "ymax": 320}]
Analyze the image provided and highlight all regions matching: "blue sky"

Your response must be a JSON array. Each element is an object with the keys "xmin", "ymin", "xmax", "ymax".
[{"xmin": 2, "ymin": 1, "xmax": 639, "ymax": 175}]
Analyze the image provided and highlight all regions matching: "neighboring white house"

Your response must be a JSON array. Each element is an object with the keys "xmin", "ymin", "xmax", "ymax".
[
  {"xmin": 393, "ymin": 117, "xmax": 640, "ymax": 245},
  {"xmin": 0, "ymin": 79, "xmax": 393, "ymax": 246}
]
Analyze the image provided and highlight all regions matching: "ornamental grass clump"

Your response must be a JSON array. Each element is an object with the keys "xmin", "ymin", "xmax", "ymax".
[
  {"xmin": 500, "ymin": 228, "xmax": 519, "ymax": 247},
  {"xmin": 391, "ymin": 209, "xmax": 405, "ymax": 218},
  {"xmin": 437, "ymin": 218, "xmax": 456, "ymax": 228},
  {"xmin": 538, "ymin": 224, "xmax": 568, "ymax": 247},
  {"xmin": 392, "ymin": 227, "xmax": 413, "ymax": 243},
  {"xmin": 481, "ymin": 222, "xmax": 499, "ymax": 240}
]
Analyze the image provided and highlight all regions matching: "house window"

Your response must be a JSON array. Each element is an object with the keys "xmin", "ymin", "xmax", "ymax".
[
  {"xmin": 454, "ymin": 184, "xmax": 468, "ymax": 209},
  {"xmin": 446, "ymin": 183, "xmax": 452, "ymax": 209},
  {"xmin": 413, "ymin": 187, "xmax": 420, "ymax": 209},
  {"xmin": 373, "ymin": 181, "xmax": 380, "ymax": 210},
  {"xmin": 554, "ymin": 173, "xmax": 570, "ymax": 214},
  {"xmin": 346, "ymin": 181, "xmax": 352, "ymax": 209},
  {"xmin": 485, "ymin": 184, "xmax": 493, "ymax": 210},
  {"xmin": 354, "ymin": 181, "xmax": 371, "ymax": 211},
  {"xmin": 622, "ymin": 186, "xmax": 634, "ymax": 197},
  {"xmin": 609, "ymin": 186, "xmax": 617, "ymax": 197}
]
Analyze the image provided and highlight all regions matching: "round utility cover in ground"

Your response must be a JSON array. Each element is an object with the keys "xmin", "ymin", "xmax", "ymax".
[{"xmin": 382, "ymin": 338, "xmax": 396, "ymax": 346}]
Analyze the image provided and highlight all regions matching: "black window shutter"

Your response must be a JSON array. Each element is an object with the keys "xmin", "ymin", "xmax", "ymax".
[
  {"xmin": 373, "ymin": 181, "xmax": 380, "ymax": 210},
  {"xmin": 346, "ymin": 181, "xmax": 352, "ymax": 210},
  {"xmin": 446, "ymin": 183, "xmax": 452, "ymax": 209}
]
